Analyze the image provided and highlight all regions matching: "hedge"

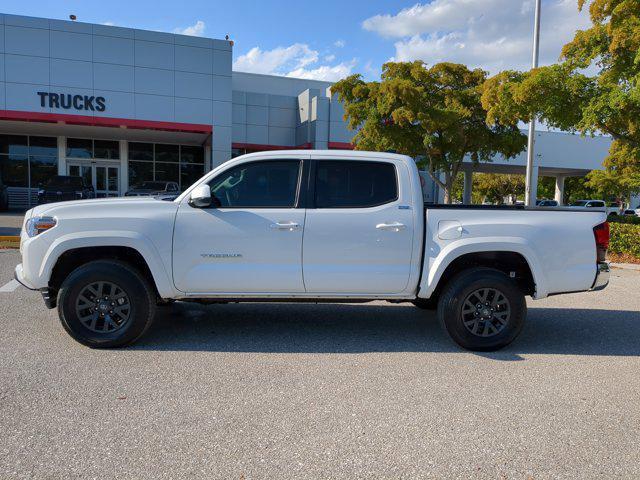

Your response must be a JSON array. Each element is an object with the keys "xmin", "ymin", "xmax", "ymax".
[
  {"xmin": 608, "ymin": 214, "xmax": 640, "ymax": 225},
  {"xmin": 609, "ymin": 222, "xmax": 640, "ymax": 259}
]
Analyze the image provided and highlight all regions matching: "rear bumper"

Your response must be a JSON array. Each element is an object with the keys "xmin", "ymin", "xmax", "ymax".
[{"xmin": 591, "ymin": 262, "xmax": 610, "ymax": 291}]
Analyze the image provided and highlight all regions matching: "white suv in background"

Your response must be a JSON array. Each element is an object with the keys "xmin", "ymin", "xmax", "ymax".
[{"xmin": 570, "ymin": 200, "xmax": 621, "ymax": 216}]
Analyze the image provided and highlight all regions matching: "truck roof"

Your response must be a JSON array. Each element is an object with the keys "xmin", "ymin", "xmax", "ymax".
[{"xmin": 237, "ymin": 149, "xmax": 414, "ymax": 162}]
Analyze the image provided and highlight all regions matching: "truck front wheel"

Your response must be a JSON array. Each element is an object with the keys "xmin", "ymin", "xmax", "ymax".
[
  {"xmin": 437, "ymin": 268, "xmax": 526, "ymax": 351},
  {"xmin": 57, "ymin": 260, "xmax": 156, "ymax": 348}
]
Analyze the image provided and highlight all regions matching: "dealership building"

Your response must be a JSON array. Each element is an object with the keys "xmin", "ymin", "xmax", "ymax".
[{"xmin": 0, "ymin": 12, "xmax": 615, "ymax": 208}]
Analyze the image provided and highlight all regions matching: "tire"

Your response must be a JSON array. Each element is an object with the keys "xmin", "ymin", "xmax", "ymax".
[
  {"xmin": 57, "ymin": 260, "xmax": 156, "ymax": 348},
  {"xmin": 437, "ymin": 267, "xmax": 526, "ymax": 351},
  {"xmin": 411, "ymin": 297, "xmax": 437, "ymax": 310}
]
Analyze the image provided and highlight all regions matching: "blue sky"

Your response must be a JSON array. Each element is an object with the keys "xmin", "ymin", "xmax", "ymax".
[{"xmin": 2, "ymin": 0, "xmax": 590, "ymax": 81}]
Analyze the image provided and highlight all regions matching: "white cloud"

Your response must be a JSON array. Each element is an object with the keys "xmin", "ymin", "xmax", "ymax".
[
  {"xmin": 233, "ymin": 43, "xmax": 355, "ymax": 81},
  {"xmin": 363, "ymin": 0, "xmax": 591, "ymax": 74},
  {"xmin": 324, "ymin": 54, "xmax": 336, "ymax": 62},
  {"xmin": 174, "ymin": 20, "xmax": 206, "ymax": 37},
  {"xmin": 286, "ymin": 60, "xmax": 356, "ymax": 81},
  {"xmin": 334, "ymin": 39, "xmax": 346, "ymax": 48},
  {"xmin": 101, "ymin": 21, "xmax": 115, "ymax": 26}
]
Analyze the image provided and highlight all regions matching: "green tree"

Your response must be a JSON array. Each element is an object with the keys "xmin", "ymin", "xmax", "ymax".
[
  {"xmin": 474, "ymin": 173, "xmax": 525, "ymax": 204},
  {"xmin": 481, "ymin": 0, "xmax": 640, "ymax": 190},
  {"xmin": 332, "ymin": 61, "xmax": 526, "ymax": 203},
  {"xmin": 586, "ymin": 169, "xmax": 640, "ymax": 207}
]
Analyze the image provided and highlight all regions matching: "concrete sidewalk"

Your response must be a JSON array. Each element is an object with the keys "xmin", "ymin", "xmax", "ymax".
[{"xmin": 0, "ymin": 212, "xmax": 25, "ymax": 237}]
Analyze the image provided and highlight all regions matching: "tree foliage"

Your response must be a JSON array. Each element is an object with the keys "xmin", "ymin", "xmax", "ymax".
[
  {"xmin": 474, "ymin": 173, "xmax": 525, "ymax": 204},
  {"xmin": 481, "ymin": 0, "xmax": 640, "ymax": 193},
  {"xmin": 332, "ymin": 61, "xmax": 526, "ymax": 203}
]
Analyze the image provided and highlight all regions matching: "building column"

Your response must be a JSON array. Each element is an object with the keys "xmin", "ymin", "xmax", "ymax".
[
  {"xmin": 462, "ymin": 169, "xmax": 473, "ymax": 205},
  {"xmin": 205, "ymin": 145, "xmax": 212, "ymax": 171},
  {"xmin": 57, "ymin": 136, "xmax": 66, "ymax": 175},
  {"xmin": 119, "ymin": 140, "xmax": 128, "ymax": 194},
  {"xmin": 554, "ymin": 175, "xmax": 565, "ymax": 205}
]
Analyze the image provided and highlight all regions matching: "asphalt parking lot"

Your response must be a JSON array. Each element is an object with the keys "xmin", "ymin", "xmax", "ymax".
[{"xmin": 1, "ymin": 248, "xmax": 639, "ymax": 479}]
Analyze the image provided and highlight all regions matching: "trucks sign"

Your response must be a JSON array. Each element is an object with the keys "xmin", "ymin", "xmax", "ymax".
[{"xmin": 37, "ymin": 92, "xmax": 106, "ymax": 112}]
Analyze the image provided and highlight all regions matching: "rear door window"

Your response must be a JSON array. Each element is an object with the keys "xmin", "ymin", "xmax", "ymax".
[{"xmin": 315, "ymin": 160, "xmax": 398, "ymax": 208}]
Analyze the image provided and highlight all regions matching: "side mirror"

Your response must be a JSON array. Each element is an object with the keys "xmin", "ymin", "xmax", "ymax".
[{"xmin": 189, "ymin": 184, "xmax": 212, "ymax": 208}]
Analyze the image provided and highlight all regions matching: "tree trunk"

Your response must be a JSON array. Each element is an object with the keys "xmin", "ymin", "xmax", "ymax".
[{"xmin": 443, "ymin": 174, "xmax": 453, "ymax": 204}]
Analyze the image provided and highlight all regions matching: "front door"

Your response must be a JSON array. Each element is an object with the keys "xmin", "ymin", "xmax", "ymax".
[
  {"xmin": 302, "ymin": 158, "xmax": 415, "ymax": 294},
  {"xmin": 68, "ymin": 163, "xmax": 120, "ymax": 197},
  {"xmin": 173, "ymin": 158, "xmax": 306, "ymax": 294},
  {"xmin": 95, "ymin": 165, "xmax": 120, "ymax": 197}
]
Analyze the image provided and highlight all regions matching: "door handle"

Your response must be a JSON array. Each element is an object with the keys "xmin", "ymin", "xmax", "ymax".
[
  {"xmin": 270, "ymin": 221, "xmax": 300, "ymax": 231},
  {"xmin": 376, "ymin": 222, "xmax": 406, "ymax": 231}
]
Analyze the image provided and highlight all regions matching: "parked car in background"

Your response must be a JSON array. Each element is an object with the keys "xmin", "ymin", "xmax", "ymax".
[
  {"xmin": 37, "ymin": 176, "xmax": 95, "ymax": 205},
  {"xmin": 125, "ymin": 181, "xmax": 180, "ymax": 199},
  {"xmin": 622, "ymin": 209, "xmax": 638, "ymax": 217},
  {"xmin": 16, "ymin": 150, "xmax": 610, "ymax": 352},
  {"xmin": 570, "ymin": 200, "xmax": 605, "ymax": 208},
  {"xmin": 607, "ymin": 202, "xmax": 622, "ymax": 216},
  {"xmin": 0, "ymin": 173, "xmax": 8, "ymax": 211},
  {"xmin": 570, "ymin": 200, "xmax": 624, "ymax": 217},
  {"xmin": 536, "ymin": 199, "xmax": 558, "ymax": 207}
]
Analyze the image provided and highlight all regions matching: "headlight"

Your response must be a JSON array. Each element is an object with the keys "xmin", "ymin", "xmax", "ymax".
[{"xmin": 26, "ymin": 216, "xmax": 57, "ymax": 237}]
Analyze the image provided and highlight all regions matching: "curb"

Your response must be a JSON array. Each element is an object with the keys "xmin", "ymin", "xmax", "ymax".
[
  {"xmin": 0, "ymin": 236, "xmax": 20, "ymax": 242},
  {"xmin": 610, "ymin": 262, "xmax": 640, "ymax": 271}
]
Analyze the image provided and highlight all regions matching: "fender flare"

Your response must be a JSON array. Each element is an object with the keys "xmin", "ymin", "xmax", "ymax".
[
  {"xmin": 40, "ymin": 230, "xmax": 177, "ymax": 298},
  {"xmin": 418, "ymin": 236, "xmax": 547, "ymax": 300}
]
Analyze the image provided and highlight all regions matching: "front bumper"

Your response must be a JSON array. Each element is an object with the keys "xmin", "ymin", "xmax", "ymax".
[
  {"xmin": 15, "ymin": 264, "xmax": 56, "ymax": 308},
  {"xmin": 14, "ymin": 263, "xmax": 36, "ymax": 290},
  {"xmin": 591, "ymin": 262, "xmax": 610, "ymax": 291}
]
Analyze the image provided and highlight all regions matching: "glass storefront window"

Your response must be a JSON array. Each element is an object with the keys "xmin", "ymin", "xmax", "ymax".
[
  {"xmin": 94, "ymin": 140, "xmax": 120, "ymax": 160},
  {"xmin": 155, "ymin": 144, "xmax": 179, "ymax": 163},
  {"xmin": 0, "ymin": 154, "xmax": 29, "ymax": 187},
  {"xmin": 128, "ymin": 142, "xmax": 205, "ymax": 190},
  {"xmin": 0, "ymin": 135, "xmax": 29, "ymax": 156},
  {"xmin": 129, "ymin": 142, "xmax": 154, "ymax": 161},
  {"xmin": 181, "ymin": 145, "xmax": 204, "ymax": 164},
  {"xmin": 66, "ymin": 138, "xmax": 93, "ymax": 158},
  {"xmin": 30, "ymin": 155, "xmax": 58, "ymax": 187},
  {"xmin": 128, "ymin": 161, "xmax": 154, "ymax": 188},
  {"xmin": 154, "ymin": 162, "xmax": 179, "ymax": 183},
  {"xmin": 181, "ymin": 163, "xmax": 204, "ymax": 189},
  {"xmin": 28, "ymin": 136, "xmax": 58, "ymax": 157}
]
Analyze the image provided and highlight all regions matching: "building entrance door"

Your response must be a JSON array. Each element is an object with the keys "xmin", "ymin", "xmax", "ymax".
[{"xmin": 68, "ymin": 162, "xmax": 120, "ymax": 197}]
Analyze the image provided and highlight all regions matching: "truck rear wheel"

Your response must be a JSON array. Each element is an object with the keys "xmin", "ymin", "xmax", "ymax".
[
  {"xmin": 57, "ymin": 260, "xmax": 156, "ymax": 348},
  {"xmin": 437, "ymin": 268, "xmax": 526, "ymax": 351}
]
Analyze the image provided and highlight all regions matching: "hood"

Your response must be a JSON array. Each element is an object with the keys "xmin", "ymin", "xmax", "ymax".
[{"xmin": 30, "ymin": 196, "xmax": 174, "ymax": 217}]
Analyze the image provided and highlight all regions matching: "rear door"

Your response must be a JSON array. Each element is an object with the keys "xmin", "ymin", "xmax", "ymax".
[
  {"xmin": 173, "ymin": 157, "xmax": 307, "ymax": 294},
  {"xmin": 302, "ymin": 157, "xmax": 415, "ymax": 294}
]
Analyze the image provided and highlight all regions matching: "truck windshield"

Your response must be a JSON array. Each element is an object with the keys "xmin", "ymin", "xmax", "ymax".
[{"xmin": 570, "ymin": 201, "xmax": 589, "ymax": 206}]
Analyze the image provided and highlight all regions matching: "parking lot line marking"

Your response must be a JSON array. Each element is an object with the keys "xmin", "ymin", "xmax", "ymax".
[{"xmin": 0, "ymin": 279, "xmax": 20, "ymax": 293}]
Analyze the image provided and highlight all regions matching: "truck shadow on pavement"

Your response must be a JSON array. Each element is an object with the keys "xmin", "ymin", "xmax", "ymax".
[{"xmin": 133, "ymin": 302, "xmax": 640, "ymax": 360}]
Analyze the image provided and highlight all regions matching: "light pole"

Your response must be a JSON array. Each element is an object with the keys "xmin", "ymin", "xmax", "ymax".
[{"xmin": 524, "ymin": 0, "xmax": 542, "ymax": 206}]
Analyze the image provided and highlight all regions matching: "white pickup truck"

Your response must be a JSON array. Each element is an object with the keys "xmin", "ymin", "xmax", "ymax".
[{"xmin": 15, "ymin": 150, "xmax": 610, "ymax": 351}]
